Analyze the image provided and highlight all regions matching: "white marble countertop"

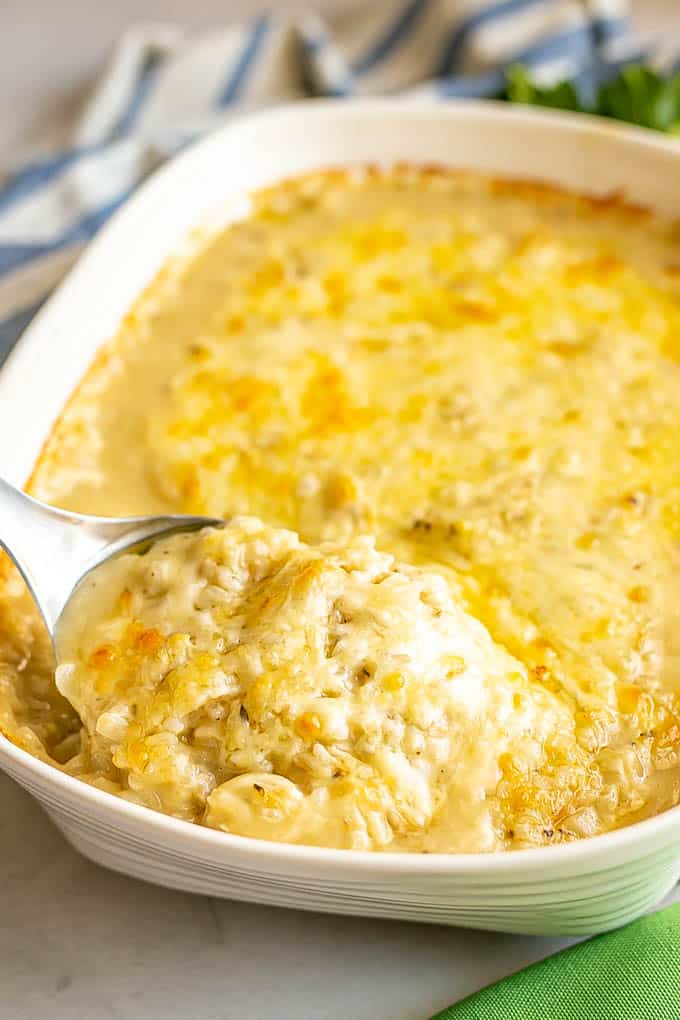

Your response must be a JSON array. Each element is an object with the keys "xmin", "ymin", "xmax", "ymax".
[{"xmin": 1, "ymin": 3, "xmax": 679, "ymax": 1018}]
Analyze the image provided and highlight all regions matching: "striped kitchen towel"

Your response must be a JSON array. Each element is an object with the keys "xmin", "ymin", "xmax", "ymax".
[{"xmin": 0, "ymin": 0, "xmax": 650, "ymax": 365}]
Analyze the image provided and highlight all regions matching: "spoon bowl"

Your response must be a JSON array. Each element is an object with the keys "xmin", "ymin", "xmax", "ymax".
[{"xmin": 0, "ymin": 476, "xmax": 222, "ymax": 645}]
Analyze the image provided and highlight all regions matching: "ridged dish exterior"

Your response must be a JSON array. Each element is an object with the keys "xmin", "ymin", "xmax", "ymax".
[
  {"xmin": 3, "ymin": 750, "xmax": 678, "ymax": 935},
  {"xmin": 1, "ymin": 102, "xmax": 680, "ymax": 934}
]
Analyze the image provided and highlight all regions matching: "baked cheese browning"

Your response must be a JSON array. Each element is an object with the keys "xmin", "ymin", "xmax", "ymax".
[
  {"xmin": 0, "ymin": 165, "xmax": 678, "ymax": 851},
  {"xmin": 56, "ymin": 519, "xmax": 576, "ymax": 852},
  {"xmin": 0, "ymin": 555, "xmax": 80, "ymax": 763}
]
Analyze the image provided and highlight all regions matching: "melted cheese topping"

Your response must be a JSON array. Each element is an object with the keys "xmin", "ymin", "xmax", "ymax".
[
  {"xmin": 57, "ymin": 519, "xmax": 572, "ymax": 851},
  {"xmin": 2, "ymin": 166, "xmax": 680, "ymax": 851}
]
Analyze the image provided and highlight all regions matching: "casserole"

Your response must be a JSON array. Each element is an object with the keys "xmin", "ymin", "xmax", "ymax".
[{"xmin": 0, "ymin": 101, "xmax": 679, "ymax": 934}]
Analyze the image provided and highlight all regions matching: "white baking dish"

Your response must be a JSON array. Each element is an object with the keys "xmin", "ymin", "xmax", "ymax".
[{"xmin": 1, "ymin": 101, "xmax": 679, "ymax": 936}]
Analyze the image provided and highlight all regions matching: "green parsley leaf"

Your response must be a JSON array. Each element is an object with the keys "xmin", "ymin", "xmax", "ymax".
[
  {"xmin": 501, "ymin": 63, "xmax": 680, "ymax": 135},
  {"xmin": 504, "ymin": 65, "xmax": 583, "ymax": 112}
]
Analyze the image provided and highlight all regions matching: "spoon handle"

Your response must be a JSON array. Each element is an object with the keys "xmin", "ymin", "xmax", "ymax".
[
  {"xmin": 0, "ymin": 476, "xmax": 221, "ymax": 639},
  {"xmin": 0, "ymin": 477, "xmax": 114, "ymax": 633}
]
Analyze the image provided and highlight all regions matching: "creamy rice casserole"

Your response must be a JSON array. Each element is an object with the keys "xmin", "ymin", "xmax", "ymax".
[{"xmin": 1, "ymin": 166, "xmax": 679, "ymax": 853}]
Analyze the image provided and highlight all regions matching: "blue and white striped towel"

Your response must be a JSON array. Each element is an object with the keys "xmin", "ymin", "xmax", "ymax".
[{"xmin": 0, "ymin": 0, "xmax": 650, "ymax": 367}]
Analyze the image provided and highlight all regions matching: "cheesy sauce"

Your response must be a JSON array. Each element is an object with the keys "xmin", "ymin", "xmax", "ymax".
[
  {"xmin": 57, "ymin": 519, "xmax": 573, "ymax": 852},
  {"xmin": 2, "ymin": 166, "xmax": 680, "ymax": 851}
]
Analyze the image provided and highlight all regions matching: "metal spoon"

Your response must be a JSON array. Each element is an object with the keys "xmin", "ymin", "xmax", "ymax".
[{"xmin": 0, "ymin": 476, "xmax": 221, "ymax": 645}]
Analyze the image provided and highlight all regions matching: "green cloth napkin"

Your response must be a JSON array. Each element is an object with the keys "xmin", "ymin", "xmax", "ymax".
[{"xmin": 431, "ymin": 902, "xmax": 680, "ymax": 1020}]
